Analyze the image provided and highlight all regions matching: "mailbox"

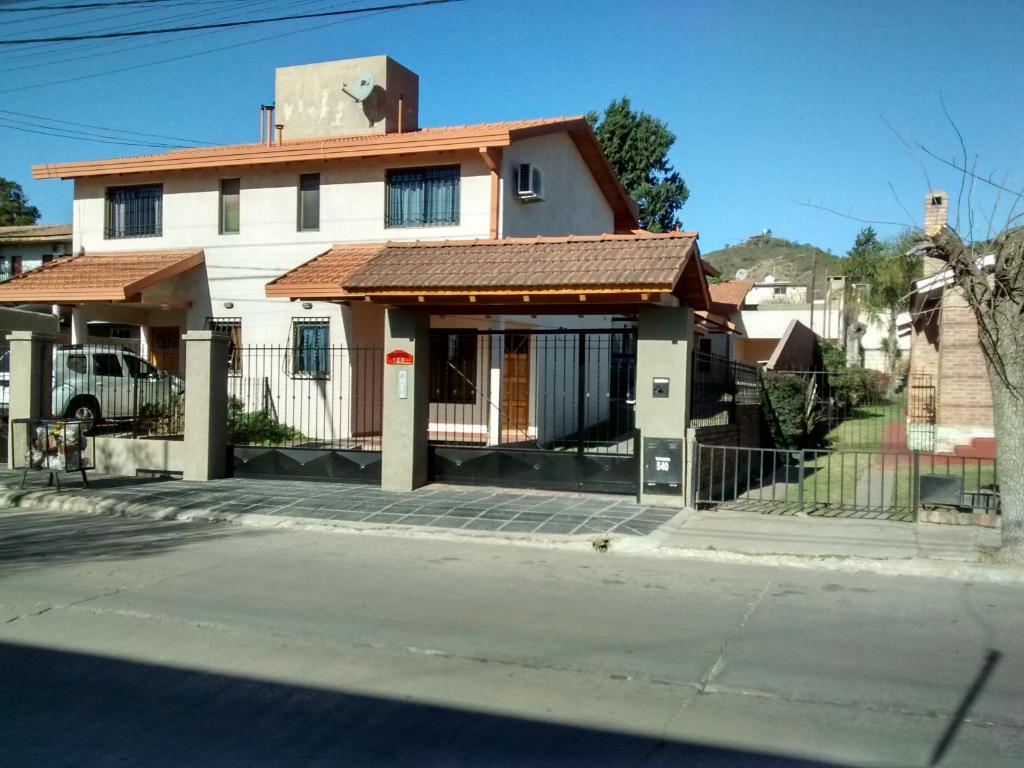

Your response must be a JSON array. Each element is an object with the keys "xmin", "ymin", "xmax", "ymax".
[
  {"xmin": 652, "ymin": 377, "xmax": 670, "ymax": 398},
  {"xmin": 643, "ymin": 437, "xmax": 683, "ymax": 495}
]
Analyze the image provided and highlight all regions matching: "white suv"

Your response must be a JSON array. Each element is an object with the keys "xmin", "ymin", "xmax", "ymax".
[{"xmin": 53, "ymin": 345, "xmax": 183, "ymax": 429}]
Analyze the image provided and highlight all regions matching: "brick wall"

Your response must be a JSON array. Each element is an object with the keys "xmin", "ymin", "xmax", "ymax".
[{"xmin": 936, "ymin": 288, "xmax": 993, "ymax": 431}]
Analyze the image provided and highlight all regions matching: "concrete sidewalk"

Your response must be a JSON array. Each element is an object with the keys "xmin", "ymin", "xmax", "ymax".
[{"xmin": 0, "ymin": 470, "xmax": 1010, "ymax": 580}]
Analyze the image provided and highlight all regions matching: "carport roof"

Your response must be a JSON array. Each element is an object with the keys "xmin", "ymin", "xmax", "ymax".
[
  {"xmin": 0, "ymin": 248, "xmax": 203, "ymax": 303},
  {"xmin": 266, "ymin": 232, "xmax": 711, "ymax": 310}
]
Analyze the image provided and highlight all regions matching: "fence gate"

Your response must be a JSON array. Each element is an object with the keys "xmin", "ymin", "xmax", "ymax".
[
  {"xmin": 227, "ymin": 345, "xmax": 383, "ymax": 483},
  {"xmin": 427, "ymin": 329, "xmax": 639, "ymax": 495}
]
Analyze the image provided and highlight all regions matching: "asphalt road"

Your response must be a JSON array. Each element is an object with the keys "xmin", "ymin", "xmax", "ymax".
[{"xmin": 0, "ymin": 507, "xmax": 1021, "ymax": 767}]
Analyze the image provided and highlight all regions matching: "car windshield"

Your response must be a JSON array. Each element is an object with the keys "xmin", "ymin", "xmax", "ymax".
[{"xmin": 123, "ymin": 354, "xmax": 159, "ymax": 379}]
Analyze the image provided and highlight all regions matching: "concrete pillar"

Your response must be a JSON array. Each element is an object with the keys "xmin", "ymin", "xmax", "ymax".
[
  {"xmin": 635, "ymin": 304, "xmax": 693, "ymax": 507},
  {"xmin": 381, "ymin": 307, "xmax": 430, "ymax": 492},
  {"xmin": 182, "ymin": 330, "xmax": 229, "ymax": 481},
  {"xmin": 6, "ymin": 330, "xmax": 56, "ymax": 469},
  {"xmin": 70, "ymin": 307, "xmax": 88, "ymax": 345}
]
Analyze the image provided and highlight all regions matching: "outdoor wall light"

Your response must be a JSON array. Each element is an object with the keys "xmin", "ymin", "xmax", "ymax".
[
  {"xmin": 223, "ymin": 301, "xmax": 234, "ymax": 309},
  {"xmin": 301, "ymin": 302, "xmax": 313, "ymax": 310}
]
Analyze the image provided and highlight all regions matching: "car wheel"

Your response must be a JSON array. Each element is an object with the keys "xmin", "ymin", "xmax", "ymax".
[{"xmin": 67, "ymin": 397, "xmax": 100, "ymax": 434}]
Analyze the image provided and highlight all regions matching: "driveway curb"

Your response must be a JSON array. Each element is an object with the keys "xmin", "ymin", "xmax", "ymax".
[{"xmin": 2, "ymin": 487, "xmax": 1022, "ymax": 585}]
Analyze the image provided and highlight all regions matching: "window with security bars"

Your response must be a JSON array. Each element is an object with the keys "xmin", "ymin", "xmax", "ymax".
[
  {"xmin": 386, "ymin": 165, "xmax": 460, "ymax": 228},
  {"xmin": 430, "ymin": 333, "xmax": 476, "ymax": 404},
  {"xmin": 205, "ymin": 317, "xmax": 242, "ymax": 374},
  {"xmin": 105, "ymin": 184, "xmax": 163, "ymax": 239},
  {"xmin": 292, "ymin": 319, "xmax": 329, "ymax": 377}
]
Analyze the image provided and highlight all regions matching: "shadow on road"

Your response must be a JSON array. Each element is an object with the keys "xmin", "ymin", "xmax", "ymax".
[
  {"xmin": 0, "ymin": 640, "xmax": 847, "ymax": 767},
  {"xmin": 0, "ymin": 510, "xmax": 270, "ymax": 574}
]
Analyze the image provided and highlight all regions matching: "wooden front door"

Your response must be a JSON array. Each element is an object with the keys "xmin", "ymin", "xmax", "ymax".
[
  {"xmin": 502, "ymin": 334, "xmax": 531, "ymax": 435},
  {"xmin": 149, "ymin": 327, "xmax": 181, "ymax": 375}
]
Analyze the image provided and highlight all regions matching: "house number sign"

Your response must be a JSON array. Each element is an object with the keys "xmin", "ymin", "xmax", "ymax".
[
  {"xmin": 643, "ymin": 437, "xmax": 683, "ymax": 495},
  {"xmin": 386, "ymin": 349, "xmax": 414, "ymax": 365}
]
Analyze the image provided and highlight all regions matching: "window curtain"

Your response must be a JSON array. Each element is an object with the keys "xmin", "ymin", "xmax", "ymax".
[
  {"xmin": 423, "ymin": 167, "xmax": 459, "ymax": 225},
  {"xmin": 387, "ymin": 167, "xmax": 459, "ymax": 227},
  {"xmin": 296, "ymin": 324, "xmax": 328, "ymax": 374}
]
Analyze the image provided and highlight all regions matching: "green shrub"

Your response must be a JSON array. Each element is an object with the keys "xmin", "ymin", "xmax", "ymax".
[
  {"xmin": 761, "ymin": 371, "xmax": 810, "ymax": 448},
  {"xmin": 228, "ymin": 397, "xmax": 306, "ymax": 446}
]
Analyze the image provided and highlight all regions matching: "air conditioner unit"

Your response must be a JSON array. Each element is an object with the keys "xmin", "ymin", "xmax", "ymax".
[{"xmin": 515, "ymin": 162, "xmax": 544, "ymax": 202}]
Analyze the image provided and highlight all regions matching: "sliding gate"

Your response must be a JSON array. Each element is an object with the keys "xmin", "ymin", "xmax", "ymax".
[{"xmin": 427, "ymin": 329, "xmax": 639, "ymax": 495}]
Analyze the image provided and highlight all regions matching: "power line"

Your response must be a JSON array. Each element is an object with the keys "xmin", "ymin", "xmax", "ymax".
[
  {"xmin": 0, "ymin": 3, "xmax": 403, "ymax": 94},
  {"xmin": 0, "ymin": 0, "xmax": 194, "ymax": 11},
  {"xmin": 0, "ymin": 107, "xmax": 215, "ymax": 144},
  {"xmin": 0, "ymin": 0, "xmax": 461, "ymax": 44},
  {"xmin": 0, "ymin": 117, "xmax": 190, "ymax": 148},
  {"xmin": 2, "ymin": 0, "xmax": 329, "ymax": 69}
]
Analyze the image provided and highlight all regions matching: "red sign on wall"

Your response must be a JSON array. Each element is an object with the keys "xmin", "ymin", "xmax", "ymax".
[{"xmin": 386, "ymin": 349, "xmax": 414, "ymax": 366}]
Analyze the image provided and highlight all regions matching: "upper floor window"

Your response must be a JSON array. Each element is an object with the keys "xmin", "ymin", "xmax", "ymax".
[
  {"xmin": 386, "ymin": 165, "xmax": 460, "ymax": 228},
  {"xmin": 220, "ymin": 178, "xmax": 240, "ymax": 234},
  {"xmin": 105, "ymin": 184, "xmax": 162, "ymax": 239},
  {"xmin": 297, "ymin": 173, "xmax": 320, "ymax": 231}
]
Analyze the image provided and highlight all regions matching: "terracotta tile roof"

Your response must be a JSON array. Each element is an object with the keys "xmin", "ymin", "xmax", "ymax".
[
  {"xmin": 267, "ymin": 245, "xmax": 384, "ymax": 298},
  {"xmin": 32, "ymin": 116, "xmax": 638, "ymax": 232},
  {"xmin": 267, "ymin": 232, "xmax": 710, "ymax": 310},
  {"xmin": 708, "ymin": 279, "xmax": 753, "ymax": 311},
  {"xmin": 343, "ymin": 232, "xmax": 699, "ymax": 292},
  {"xmin": 0, "ymin": 223, "xmax": 72, "ymax": 242},
  {"xmin": 0, "ymin": 248, "xmax": 203, "ymax": 302}
]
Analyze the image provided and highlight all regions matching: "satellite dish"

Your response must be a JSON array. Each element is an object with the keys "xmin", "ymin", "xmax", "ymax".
[
  {"xmin": 343, "ymin": 72, "xmax": 375, "ymax": 103},
  {"xmin": 763, "ymin": 274, "xmax": 776, "ymax": 284},
  {"xmin": 735, "ymin": 268, "xmax": 749, "ymax": 280}
]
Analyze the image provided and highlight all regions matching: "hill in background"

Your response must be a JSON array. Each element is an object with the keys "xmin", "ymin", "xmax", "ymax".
[{"xmin": 702, "ymin": 234, "xmax": 844, "ymax": 298}]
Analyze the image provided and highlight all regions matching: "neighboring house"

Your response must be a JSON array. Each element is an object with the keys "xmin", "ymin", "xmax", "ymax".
[
  {"xmin": 0, "ymin": 224, "xmax": 72, "ymax": 281},
  {"xmin": 0, "ymin": 55, "xmax": 712, "ymax": 449},
  {"xmin": 907, "ymin": 190, "xmax": 995, "ymax": 457},
  {"xmin": 705, "ymin": 277, "xmax": 845, "ymax": 365},
  {"xmin": 706, "ymin": 275, "xmax": 906, "ymax": 372}
]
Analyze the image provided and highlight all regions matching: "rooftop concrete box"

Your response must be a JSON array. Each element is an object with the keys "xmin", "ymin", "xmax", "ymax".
[{"xmin": 275, "ymin": 55, "xmax": 419, "ymax": 139}]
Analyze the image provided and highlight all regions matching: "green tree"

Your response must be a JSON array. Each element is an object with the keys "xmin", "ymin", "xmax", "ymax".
[
  {"xmin": 586, "ymin": 97, "xmax": 688, "ymax": 232},
  {"xmin": 843, "ymin": 227, "xmax": 921, "ymax": 385},
  {"xmin": 0, "ymin": 177, "xmax": 41, "ymax": 226}
]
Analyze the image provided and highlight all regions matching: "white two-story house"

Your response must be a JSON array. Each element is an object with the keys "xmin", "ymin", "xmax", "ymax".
[{"xmin": 0, "ymin": 55, "xmax": 709, "ymax": 453}]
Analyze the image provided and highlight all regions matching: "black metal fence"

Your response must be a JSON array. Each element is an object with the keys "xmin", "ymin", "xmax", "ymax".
[
  {"xmin": 690, "ymin": 352, "xmax": 761, "ymax": 428},
  {"xmin": 36, "ymin": 343, "xmax": 184, "ymax": 438},
  {"xmin": 226, "ymin": 345, "xmax": 383, "ymax": 451},
  {"xmin": 692, "ymin": 443, "xmax": 998, "ymax": 520},
  {"xmin": 762, "ymin": 368, "xmax": 934, "ymax": 451},
  {"xmin": 428, "ymin": 329, "xmax": 637, "ymax": 455}
]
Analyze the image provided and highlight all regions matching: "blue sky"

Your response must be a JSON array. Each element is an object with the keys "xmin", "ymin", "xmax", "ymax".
[{"xmin": 2, "ymin": 0, "xmax": 1021, "ymax": 254}]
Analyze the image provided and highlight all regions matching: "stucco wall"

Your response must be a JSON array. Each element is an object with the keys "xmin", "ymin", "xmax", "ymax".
[
  {"xmin": 93, "ymin": 436, "xmax": 184, "ymax": 476},
  {"xmin": 73, "ymin": 151, "xmax": 495, "ymax": 346},
  {"xmin": 501, "ymin": 132, "xmax": 615, "ymax": 237}
]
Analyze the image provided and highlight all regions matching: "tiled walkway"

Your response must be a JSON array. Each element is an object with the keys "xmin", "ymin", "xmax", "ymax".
[{"xmin": 5, "ymin": 473, "xmax": 680, "ymax": 537}]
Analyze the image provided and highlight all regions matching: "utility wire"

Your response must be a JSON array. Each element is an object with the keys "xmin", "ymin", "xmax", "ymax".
[
  {"xmin": 0, "ymin": 2, "xmax": 403, "ymax": 94},
  {"xmin": 0, "ymin": 117, "xmax": 191, "ymax": 148},
  {"xmin": 0, "ymin": 107, "xmax": 215, "ymax": 144},
  {"xmin": 3, "ymin": 0, "xmax": 332, "ymax": 68},
  {"xmin": 0, "ymin": 0, "xmax": 199, "ymax": 11},
  {"xmin": 0, "ymin": 0, "xmax": 461, "ymax": 44}
]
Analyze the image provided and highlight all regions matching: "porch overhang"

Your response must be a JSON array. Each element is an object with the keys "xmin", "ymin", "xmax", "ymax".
[
  {"xmin": 0, "ymin": 248, "xmax": 203, "ymax": 305},
  {"xmin": 266, "ymin": 232, "xmax": 711, "ymax": 312}
]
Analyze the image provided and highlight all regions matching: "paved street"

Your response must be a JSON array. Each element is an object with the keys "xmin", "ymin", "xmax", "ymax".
[{"xmin": 1, "ymin": 506, "xmax": 1021, "ymax": 767}]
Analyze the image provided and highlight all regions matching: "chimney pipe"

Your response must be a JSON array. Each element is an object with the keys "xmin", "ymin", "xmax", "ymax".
[
  {"xmin": 397, "ymin": 95, "xmax": 404, "ymax": 134},
  {"xmin": 275, "ymin": 123, "xmax": 284, "ymax": 145}
]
